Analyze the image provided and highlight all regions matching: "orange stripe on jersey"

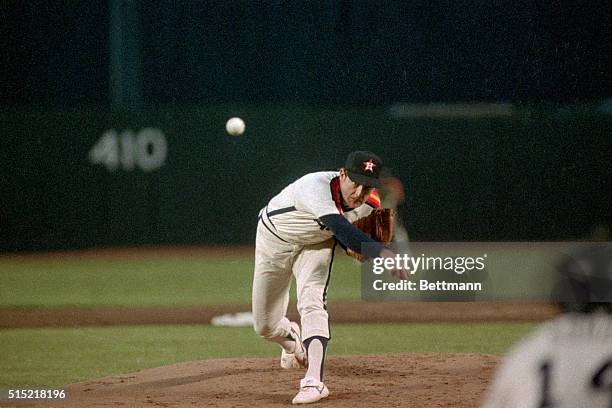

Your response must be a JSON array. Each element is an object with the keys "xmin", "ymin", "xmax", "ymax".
[
  {"xmin": 329, "ymin": 176, "xmax": 345, "ymax": 214},
  {"xmin": 366, "ymin": 190, "xmax": 381, "ymax": 208}
]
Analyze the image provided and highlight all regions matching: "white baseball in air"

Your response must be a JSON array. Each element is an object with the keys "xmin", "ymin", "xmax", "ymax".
[{"xmin": 225, "ymin": 117, "xmax": 245, "ymax": 136}]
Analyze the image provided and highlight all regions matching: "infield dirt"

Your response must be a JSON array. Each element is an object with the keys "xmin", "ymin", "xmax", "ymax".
[
  {"xmin": 10, "ymin": 353, "xmax": 498, "ymax": 408},
  {"xmin": 0, "ymin": 302, "xmax": 557, "ymax": 328}
]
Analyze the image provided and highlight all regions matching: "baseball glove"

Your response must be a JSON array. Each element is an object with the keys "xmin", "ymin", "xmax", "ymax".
[{"xmin": 346, "ymin": 208, "xmax": 395, "ymax": 262}]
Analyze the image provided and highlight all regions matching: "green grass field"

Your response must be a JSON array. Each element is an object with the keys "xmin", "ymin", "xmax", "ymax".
[
  {"xmin": 0, "ymin": 323, "xmax": 536, "ymax": 388},
  {"xmin": 0, "ymin": 250, "xmax": 539, "ymax": 389},
  {"xmin": 0, "ymin": 254, "xmax": 360, "ymax": 308}
]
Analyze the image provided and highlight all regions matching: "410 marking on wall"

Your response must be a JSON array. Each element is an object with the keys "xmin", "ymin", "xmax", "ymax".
[{"xmin": 89, "ymin": 128, "xmax": 168, "ymax": 172}]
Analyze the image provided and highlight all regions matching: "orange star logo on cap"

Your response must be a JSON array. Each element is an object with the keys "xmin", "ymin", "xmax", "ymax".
[{"xmin": 363, "ymin": 159, "xmax": 376, "ymax": 172}]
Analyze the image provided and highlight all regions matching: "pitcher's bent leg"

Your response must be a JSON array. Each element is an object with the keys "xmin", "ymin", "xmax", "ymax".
[
  {"xmin": 252, "ymin": 224, "xmax": 294, "ymax": 344},
  {"xmin": 252, "ymin": 270, "xmax": 293, "ymax": 343}
]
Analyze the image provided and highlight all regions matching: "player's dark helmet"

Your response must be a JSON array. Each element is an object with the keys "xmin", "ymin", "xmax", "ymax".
[{"xmin": 553, "ymin": 243, "xmax": 612, "ymax": 314}]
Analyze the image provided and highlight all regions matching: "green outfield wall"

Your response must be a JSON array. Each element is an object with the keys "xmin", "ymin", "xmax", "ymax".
[{"xmin": 1, "ymin": 105, "xmax": 610, "ymax": 252}]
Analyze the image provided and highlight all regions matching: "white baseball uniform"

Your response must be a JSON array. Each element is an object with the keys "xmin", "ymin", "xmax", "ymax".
[
  {"xmin": 252, "ymin": 171, "xmax": 379, "ymax": 342},
  {"xmin": 482, "ymin": 311, "xmax": 612, "ymax": 408}
]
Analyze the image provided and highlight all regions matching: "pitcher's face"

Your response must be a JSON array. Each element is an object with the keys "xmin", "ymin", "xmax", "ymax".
[{"xmin": 339, "ymin": 169, "xmax": 373, "ymax": 208}]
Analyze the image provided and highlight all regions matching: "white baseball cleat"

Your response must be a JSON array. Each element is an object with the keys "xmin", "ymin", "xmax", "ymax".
[
  {"xmin": 280, "ymin": 322, "xmax": 308, "ymax": 369},
  {"xmin": 292, "ymin": 377, "xmax": 330, "ymax": 404}
]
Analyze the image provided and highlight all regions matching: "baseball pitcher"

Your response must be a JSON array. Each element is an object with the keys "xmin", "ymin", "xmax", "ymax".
[{"xmin": 252, "ymin": 151, "xmax": 405, "ymax": 404}]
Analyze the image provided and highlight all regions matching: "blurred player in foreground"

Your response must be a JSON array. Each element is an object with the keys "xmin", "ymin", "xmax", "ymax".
[
  {"xmin": 252, "ymin": 151, "xmax": 405, "ymax": 404},
  {"xmin": 482, "ymin": 240, "xmax": 612, "ymax": 408}
]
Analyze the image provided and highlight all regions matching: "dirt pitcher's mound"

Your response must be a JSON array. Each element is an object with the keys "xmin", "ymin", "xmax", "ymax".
[{"xmin": 19, "ymin": 353, "xmax": 499, "ymax": 407}]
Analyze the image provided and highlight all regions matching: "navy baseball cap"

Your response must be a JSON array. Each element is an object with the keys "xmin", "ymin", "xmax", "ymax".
[{"xmin": 344, "ymin": 151, "xmax": 383, "ymax": 188}]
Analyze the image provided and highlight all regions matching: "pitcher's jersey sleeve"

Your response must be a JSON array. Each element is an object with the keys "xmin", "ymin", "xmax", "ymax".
[
  {"xmin": 261, "ymin": 171, "xmax": 376, "ymax": 245},
  {"xmin": 261, "ymin": 172, "xmax": 339, "ymax": 245},
  {"xmin": 481, "ymin": 312, "xmax": 612, "ymax": 408},
  {"xmin": 293, "ymin": 172, "xmax": 341, "ymax": 218}
]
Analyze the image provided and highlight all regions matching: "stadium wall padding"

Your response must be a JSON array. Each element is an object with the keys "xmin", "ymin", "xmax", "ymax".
[{"xmin": 1, "ymin": 106, "xmax": 610, "ymax": 252}]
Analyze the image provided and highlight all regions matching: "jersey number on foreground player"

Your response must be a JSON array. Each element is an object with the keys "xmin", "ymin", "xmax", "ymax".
[{"xmin": 537, "ymin": 358, "xmax": 612, "ymax": 407}]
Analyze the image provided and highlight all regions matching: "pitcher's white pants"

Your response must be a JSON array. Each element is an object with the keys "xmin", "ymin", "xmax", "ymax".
[{"xmin": 252, "ymin": 220, "xmax": 335, "ymax": 343}]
